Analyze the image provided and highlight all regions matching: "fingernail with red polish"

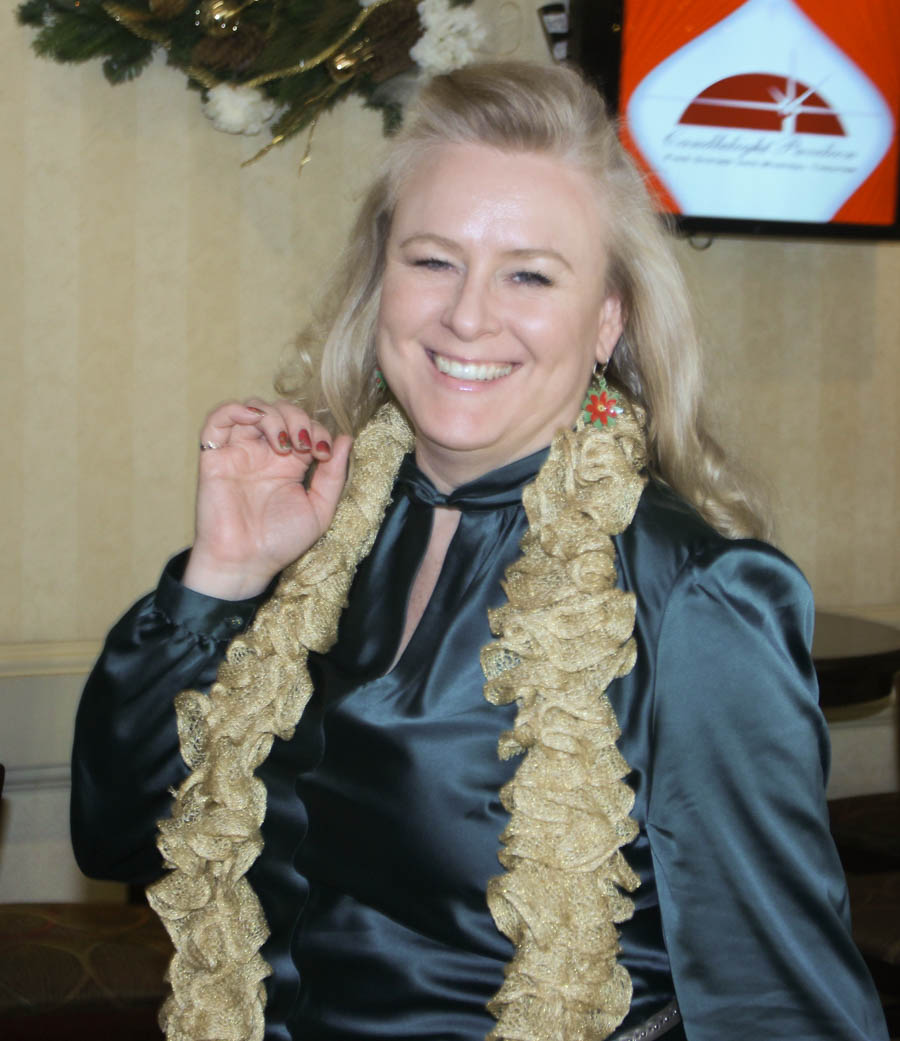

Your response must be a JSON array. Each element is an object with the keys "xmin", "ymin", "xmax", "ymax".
[
  {"xmin": 316, "ymin": 441, "xmax": 331, "ymax": 456},
  {"xmin": 246, "ymin": 406, "xmax": 265, "ymax": 415},
  {"xmin": 297, "ymin": 429, "xmax": 312, "ymax": 449},
  {"xmin": 278, "ymin": 431, "xmax": 290, "ymax": 451}
]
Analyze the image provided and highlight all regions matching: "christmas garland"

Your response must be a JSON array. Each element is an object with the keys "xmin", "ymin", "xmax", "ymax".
[{"xmin": 16, "ymin": 0, "xmax": 484, "ymax": 157}]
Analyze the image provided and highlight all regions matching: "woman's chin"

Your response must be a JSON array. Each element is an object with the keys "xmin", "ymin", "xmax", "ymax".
[
  {"xmin": 411, "ymin": 416, "xmax": 546, "ymax": 478},
  {"xmin": 411, "ymin": 403, "xmax": 507, "ymax": 448}
]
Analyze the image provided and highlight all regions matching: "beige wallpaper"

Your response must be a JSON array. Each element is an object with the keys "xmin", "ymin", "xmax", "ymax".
[
  {"xmin": 2, "ymin": 3, "xmax": 898, "ymax": 653},
  {"xmin": 681, "ymin": 235, "xmax": 899, "ymax": 610}
]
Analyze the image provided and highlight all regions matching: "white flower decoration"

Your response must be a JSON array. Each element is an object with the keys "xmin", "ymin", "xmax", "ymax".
[
  {"xmin": 202, "ymin": 84, "xmax": 277, "ymax": 136},
  {"xmin": 410, "ymin": 0, "xmax": 486, "ymax": 75}
]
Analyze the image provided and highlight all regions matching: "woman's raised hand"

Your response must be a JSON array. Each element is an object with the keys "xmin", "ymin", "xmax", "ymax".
[{"xmin": 182, "ymin": 399, "xmax": 353, "ymax": 600}]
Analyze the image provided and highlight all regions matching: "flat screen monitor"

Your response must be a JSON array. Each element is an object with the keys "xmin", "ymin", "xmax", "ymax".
[{"xmin": 568, "ymin": 0, "xmax": 900, "ymax": 239}]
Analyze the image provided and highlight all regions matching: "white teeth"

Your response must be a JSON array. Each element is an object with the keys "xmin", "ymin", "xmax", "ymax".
[{"xmin": 432, "ymin": 353, "xmax": 513, "ymax": 381}]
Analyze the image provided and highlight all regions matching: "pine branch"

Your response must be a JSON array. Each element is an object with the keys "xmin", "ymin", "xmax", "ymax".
[
  {"xmin": 32, "ymin": 14, "xmax": 143, "ymax": 65},
  {"xmin": 16, "ymin": 0, "xmax": 50, "ymax": 26},
  {"xmin": 102, "ymin": 39, "xmax": 155, "ymax": 83},
  {"xmin": 17, "ymin": 0, "xmax": 110, "ymax": 24}
]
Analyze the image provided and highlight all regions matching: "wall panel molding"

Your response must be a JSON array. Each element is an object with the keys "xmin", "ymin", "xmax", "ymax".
[
  {"xmin": 0, "ymin": 641, "xmax": 98, "ymax": 678},
  {"xmin": 4, "ymin": 761, "xmax": 70, "ymax": 792}
]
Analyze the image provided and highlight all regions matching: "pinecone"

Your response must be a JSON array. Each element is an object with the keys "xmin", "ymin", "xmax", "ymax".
[
  {"xmin": 363, "ymin": 0, "xmax": 422, "ymax": 83},
  {"xmin": 149, "ymin": 0, "xmax": 190, "ymax": 18},
  {"xmin": 192, "ymin": 24, "xmax": 266, "ymax": 72}
]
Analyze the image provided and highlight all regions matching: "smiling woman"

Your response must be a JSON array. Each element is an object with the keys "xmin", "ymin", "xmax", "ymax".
[
  {"xmin": 70, "ymin": 62, "xmax": 888, "ymax": 1041},
  {"xmin": 377, "ymin": 143, "xmax": 622, "ymax": 490}
]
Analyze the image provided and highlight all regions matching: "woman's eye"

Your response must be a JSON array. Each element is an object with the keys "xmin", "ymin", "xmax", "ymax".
[
  {"xmin": 412, "ymin": 257, "xmax": 453, "ymax": 271},
  {"xmin": 511, "ymin": 270, "xmax": 552, "ymax": 287}
]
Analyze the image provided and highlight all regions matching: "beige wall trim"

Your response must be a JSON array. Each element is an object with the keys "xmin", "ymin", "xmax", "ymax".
[
  {"xmin": 0, "ymin": 641, "xmax": 99, "ymax": 678},
  {"xmin": 4, "ymin": 762, "xmax": 71, "ymax": 793}
]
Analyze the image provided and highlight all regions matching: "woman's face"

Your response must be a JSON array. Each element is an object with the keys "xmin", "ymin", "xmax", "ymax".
[{"xmin": 376, "ymin": 142, "xmax": 623, "ymax": 490}]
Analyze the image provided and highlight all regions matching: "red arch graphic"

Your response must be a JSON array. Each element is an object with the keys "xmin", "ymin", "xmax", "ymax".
[{"xmin": 679, "ymin": 73, "xmax": 844, "ymax": 135}]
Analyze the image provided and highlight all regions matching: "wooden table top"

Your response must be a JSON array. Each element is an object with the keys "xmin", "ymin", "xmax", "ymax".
[{"xmin": 812, "ymin": 612, "xmax": 900, "ymax": 709}]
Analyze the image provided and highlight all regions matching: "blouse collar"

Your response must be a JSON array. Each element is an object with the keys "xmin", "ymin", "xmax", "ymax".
[{"xmin": 396, "ymin": 446, "xmax": 550, "ymax": 512}]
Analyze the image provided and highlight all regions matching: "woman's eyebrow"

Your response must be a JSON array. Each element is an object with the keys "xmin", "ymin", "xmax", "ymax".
[
  {"xmin": 503, "ymin": 247, "xmax": 573, "ymax": 272},
  {"xmin": 397, "ymin": 233, "xmax": 463, "ymax": 252},
  {"xmin": 398, "ymin": 234, "xmax": 573, "ymax": 271}
]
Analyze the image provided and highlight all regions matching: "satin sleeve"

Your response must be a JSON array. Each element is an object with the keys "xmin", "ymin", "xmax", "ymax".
[
  {"xmin": 646, "ymin": 541, "xmax": 887, "ymax": 1040},
  {"xmin": 70, "ymin": 552, "xmax": 267, "ymax": 885}
]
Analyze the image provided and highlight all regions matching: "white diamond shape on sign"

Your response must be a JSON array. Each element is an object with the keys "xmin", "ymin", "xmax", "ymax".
[{"xmin": 626, "ymin": 0, "xmax": 894, "ymax": 221}]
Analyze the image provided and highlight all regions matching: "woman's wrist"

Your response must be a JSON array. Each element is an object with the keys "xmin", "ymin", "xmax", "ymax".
[{"xmin": 182, "ymin": 549, "xmax": 276, "ymax": 601}]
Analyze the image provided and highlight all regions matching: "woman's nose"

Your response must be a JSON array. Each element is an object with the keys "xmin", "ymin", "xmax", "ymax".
[{"xmin": 441, "ymin": 272, "xmax": 501, "ymax": 341}]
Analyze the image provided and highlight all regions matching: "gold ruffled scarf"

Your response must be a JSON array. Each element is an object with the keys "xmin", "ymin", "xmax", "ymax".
[{"xmin": 148, "ymin": 392, "xmax": 648, "ymax": 1041}]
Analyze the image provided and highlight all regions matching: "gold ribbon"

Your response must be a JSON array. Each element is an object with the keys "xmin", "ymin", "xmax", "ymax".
[{"xmin": 240, "ymin": 0, "xmax": 401, "ymax": 89}]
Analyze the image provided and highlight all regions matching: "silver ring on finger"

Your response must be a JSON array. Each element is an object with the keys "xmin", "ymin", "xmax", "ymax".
[{"xmin": 200, "ymin": 440, "xmax": 222, "ymax": 452}]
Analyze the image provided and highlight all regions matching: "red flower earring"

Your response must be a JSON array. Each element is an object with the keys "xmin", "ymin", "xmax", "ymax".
[{"xmin": 581, "ymin": 367, "xmax": 623, "ymax": 428}]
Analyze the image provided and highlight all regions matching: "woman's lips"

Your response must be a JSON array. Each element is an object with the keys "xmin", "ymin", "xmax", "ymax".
[{"xmin": 429, "ymin": 350, "xmax": 514, "ymax": 382}]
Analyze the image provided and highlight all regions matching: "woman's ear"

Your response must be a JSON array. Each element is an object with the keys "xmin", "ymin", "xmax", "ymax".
[{"xmin": 595, "ymin": 294, "xmax": 624, "ymax": 365}]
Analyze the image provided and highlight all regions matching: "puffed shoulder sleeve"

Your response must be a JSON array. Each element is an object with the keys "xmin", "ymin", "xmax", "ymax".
[
  {"xmin": 71, "ymin": 552, "xmax": 268, "ymax": 885},
  {"xmin": 646, "ymin": 541, "xmax": 887, "ymax": 1041}
]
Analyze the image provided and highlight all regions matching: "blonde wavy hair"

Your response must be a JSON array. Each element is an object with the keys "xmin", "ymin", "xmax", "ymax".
[{"xmin": 277, "ymin": 60, "xmax": 770, "ymax": 540}]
